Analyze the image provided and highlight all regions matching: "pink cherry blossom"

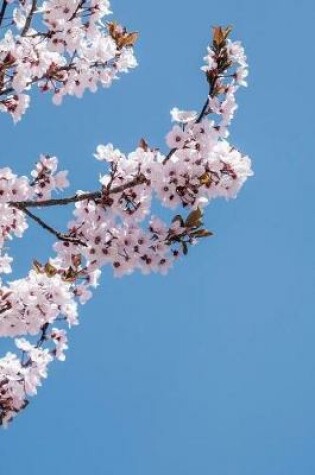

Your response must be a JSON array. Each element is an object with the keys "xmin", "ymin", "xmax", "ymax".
[
  {"xmin": 0, "ymin": 21, "xmax": 252, "ymax": 427},
  {"xmin": 0, "ymin": 0, "xmax": 138, "ymax": 121}
]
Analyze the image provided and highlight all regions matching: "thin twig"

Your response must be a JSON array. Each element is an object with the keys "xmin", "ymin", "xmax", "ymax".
[
  {"xmin": 196, "ymin": 88, "xmax": 212, "ymax": 123},
  {"xmin": 21, "ymin": 0, "xmax": 37, "ymax": 36},
  {"xmin": 0, "ymin": 1, "xmax": 8, "ymax": 28},
  {"xmin": 10, "ymin": 175, "xmax": 147, "ymax": 209},
  {"xmin": 15, "ymin": 206, "xmax": 87, "ymax": 246},
  {"xmin": 8, "ymin": 175, "xmax": 148, "ymax": 245},
  {"xmin": 69, "ymin": 0, "xmax": 85, "ymax": 22},
  {"xmin": 162, "ymin": 82, "xmax": 215, "ymax": 165},
  {"xmin": 35, "ymin": 323, "xmax": 50, "ymax": 348},
  {"xmin": 0, "ymin": 59, "xmax": 112, "ymax": 97}
]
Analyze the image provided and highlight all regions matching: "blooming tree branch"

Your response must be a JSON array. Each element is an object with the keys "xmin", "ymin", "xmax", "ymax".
[
  {"xmin": 0, "ymin": 3, "xmax": 252, "ymax": 428},
  {"xmin": 0, "ymin": 0, "xmax": 138, "ymax": 121}
]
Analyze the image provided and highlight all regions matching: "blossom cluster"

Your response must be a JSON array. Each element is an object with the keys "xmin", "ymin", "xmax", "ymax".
[
  {"xmin": 0, "ymin": 330, "xmax": 67, "ymax": 426},
  {"xmin": 0, "ymin": 0, "xmax": 138, "ymax": 121},
  {"xmin": 0, "ymin": 25, "xmax": 252, "ymax": 426},
  {"xmin": 0, "ymin": 155, "xmax": 69, "ymax": 275}
]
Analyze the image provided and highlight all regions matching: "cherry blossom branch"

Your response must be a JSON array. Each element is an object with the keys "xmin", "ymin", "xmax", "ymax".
[
  {"xmin": 195, "ymin": 32, "xmax": 231, "ymax": 124},
  {"xmin": 15, "ymin": 206, "xmax": 87, "ymax": 247},
  {"xmin": 162, "ymin": 80, "xmax": 214, "ymax": 165},
  {"xmin": 0, "ymin": 58, "xmax": 114, "ymax": 98},
  {"xmin": 9, "ymin": 174, "xmax": 148, "ymax": 209},
  {"xmin": 196, "ymin": 82, "xmax": 215, "ymax": 124},
  {"xmin": 0, "ymin": 64, "xmax": 71, "ymax": 98},
  {"xmin": 163, "ymin": 28, "xmax": 232, "ymax": 165},
  {"xmin": 0, "ymin": 23, "xmax": 252, "ymax": 427},
  {"xmin": 0, "ymin": 2, "xmax": 138, "ymax": 121}
]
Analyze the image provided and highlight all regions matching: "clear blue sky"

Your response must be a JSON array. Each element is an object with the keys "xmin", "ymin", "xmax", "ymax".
[{"xmin": 1, "ymin": 0, "xmax": 314, "ymax": 474}]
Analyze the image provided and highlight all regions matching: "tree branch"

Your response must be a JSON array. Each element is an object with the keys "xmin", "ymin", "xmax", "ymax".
[
  {"xmin": 69, "ymin": 0, "xmax": 86, "ymax": 22},
  {"xmin": 10, "ymin": 174, "xmax": 148, "ymax": 209},
  {"xmin": 196, "ymin": 79, "xmax": 216, "ymax": 124},
  {"xmin": 15, "ymin": 206, "xmax": 87, "ymax": 246},
  {"xmin": 162, "ymin": 83, "xmax": 214, "ymax": 165},
  {"xmin": 21, "ymin": 0, "xmax": 37, "ymax": 37},
  {"xmin": 0, "ymin": 57, "xmax": 117, "ymax": 98},
  {"xmin": 0, "ymin": 1, "xmax": 7, "ymax": 28}
]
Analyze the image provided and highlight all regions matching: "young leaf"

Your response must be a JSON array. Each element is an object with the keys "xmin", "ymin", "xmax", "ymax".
[
  {"xmin": 185, "ymin": 208, "xmax": 203, "ymax": 228},
  {"xmin": 32, "ymin": 260, "xmax": 43, "ymax": 273},
  {"xmin": 192, "ymin": 229, "xmax": 214, "ymax": 238},
  {"xmin": 44, "ymin": 262, "xmax": 58, "ymax": 277},
  {"xmin": 199, "ymin": 172, "xmax": 212, "ymax": 187},
  {"xmin": 118, "ymin": 32, "xmax": 139, "ymax": 48},
  {"xmin": 138, "ymin": 138, "xmax": 149, "ymax": 151}
]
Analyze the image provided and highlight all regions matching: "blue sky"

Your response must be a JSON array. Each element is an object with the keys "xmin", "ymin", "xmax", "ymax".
[{"xmin": 1, "ymin": 0, "xmax": 315, "ymax": 474}]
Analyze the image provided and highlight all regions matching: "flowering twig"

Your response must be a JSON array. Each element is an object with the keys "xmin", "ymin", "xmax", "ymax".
[
  {"xmin": 10, "ymin": 174, "xmax": 148, "ymax": 210},
  {"xmin": 15, "ymin": 206, "xmax": 87, "ymax": 247},
  {"xmin": 0, "ymin": 20, "xmax": 251, "ymax": 427}
]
